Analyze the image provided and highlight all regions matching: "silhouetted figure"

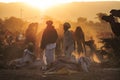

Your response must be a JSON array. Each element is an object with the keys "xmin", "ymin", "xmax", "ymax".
[
  {"xmin": 102, "ymin": 15, "xmax": 120, "ymax": 37},
  {"xmin": 110, "ymin": 9, "xmax": 120, "ymax": 17},
  {"xmin": 85, "ymin": 37, "xmax": 96, "ymax": 62},
  {"xmin": 8, "ymin": 42, "xmax": 35, "ymax": 68},
  {"xmin": 25, "ymin": 23, "xmax": 38, "ymax": 45},
  {"xmin": 63, "ymin": 22, "xmax": 75, "ymax": 58},
  {"xmin": 74, "ymin": 26, "xmax": 86, "ymax": 54},
  {"xmin": 85, "ymin": 37, "xmax": 96, "ymax": 53},
  {"xmin": 40, "ymin": 20, "xmax": 58, "ymax": 66}
]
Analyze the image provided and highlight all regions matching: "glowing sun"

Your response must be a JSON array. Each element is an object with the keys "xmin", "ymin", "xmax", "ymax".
[{"xmin": 24, "ymin": 0, "xmax": 73, "ymax": 11}]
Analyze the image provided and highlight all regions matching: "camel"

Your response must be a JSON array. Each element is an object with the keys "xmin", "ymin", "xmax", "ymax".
[{"xmin": 102, "ymin": 11, "xmax": 120, "ymax": 60}]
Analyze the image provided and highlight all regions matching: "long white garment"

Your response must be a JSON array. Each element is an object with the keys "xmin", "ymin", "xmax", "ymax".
[
  {"xmin": 63, "ymin": 30, "xmax": 74, "ymax": 57},
  {"xmin": 43, "ymin": 43, "xmax": 56, "ymax": 65}
]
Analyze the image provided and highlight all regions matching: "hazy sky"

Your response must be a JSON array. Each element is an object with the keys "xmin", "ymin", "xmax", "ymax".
[
  {"xmin": 0, "ymin": 0, "xmax": 120, "ymax": 10},
  {"xmin": 0, "ymin": 0, "xmax": 120, "ymax": 22},
  {"xmin": 0, "ymin": 0, "xmax": 120, "ymax": 3}
]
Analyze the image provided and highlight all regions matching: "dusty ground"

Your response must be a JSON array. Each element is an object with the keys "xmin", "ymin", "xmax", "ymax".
[
  {"xmin": 0, "ymin": 44, "xmax": 120, "ymax": 80},
  {"xmin": 0, "ymin": 67, "xmax": 120, "ymax": 80}
]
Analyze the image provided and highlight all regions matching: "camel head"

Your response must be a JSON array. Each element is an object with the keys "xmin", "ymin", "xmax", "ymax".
[
  {"xmin": 101, "ymin": 15, "xmax": 115, "ymax": 22},
  {"xmin": 110, "ymin": 9, "xmax": 120, "ymax": 17}
]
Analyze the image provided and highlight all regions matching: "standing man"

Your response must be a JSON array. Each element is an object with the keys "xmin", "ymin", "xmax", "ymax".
[
  {"xmin": 63, "ymin": 22, "xmax": 75, "ymax": 58},
  {"xmin": 40, "ymin": 20, "xmax": 58, "ymax": 66}
]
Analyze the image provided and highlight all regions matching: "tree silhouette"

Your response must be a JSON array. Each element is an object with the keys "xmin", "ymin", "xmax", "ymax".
[{"xmin": 3, "ymin": 17, "xmax": 24, "ymax": 33}]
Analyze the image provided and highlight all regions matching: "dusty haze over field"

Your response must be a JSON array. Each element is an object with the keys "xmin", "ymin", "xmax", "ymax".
[
  {"xmin": 0, "ymin": 1, "xmax": 120, "ymax": 22},
  {"xmin": 0, "ymin": 1, "xmax": 120, "ymax": 47}
]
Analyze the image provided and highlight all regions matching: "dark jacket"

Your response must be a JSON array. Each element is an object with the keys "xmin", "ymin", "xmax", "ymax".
[{"xmin": 40, "ymin": 26, "xmax": 58, "ymax": 49}]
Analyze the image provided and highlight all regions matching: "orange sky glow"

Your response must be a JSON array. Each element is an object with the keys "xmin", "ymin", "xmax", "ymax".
[{"xmin": 0, "ymin": 0, "xmax": 120, "ymax": 10}]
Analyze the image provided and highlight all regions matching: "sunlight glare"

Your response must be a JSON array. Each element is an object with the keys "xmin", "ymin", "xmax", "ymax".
[{"xmin": 23, "ymin": 0, "xmax": 83, "ymax": 11}]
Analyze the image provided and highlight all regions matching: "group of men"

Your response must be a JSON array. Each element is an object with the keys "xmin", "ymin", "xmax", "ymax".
[
  {"xmin": 8, "ymin": 20, "xmax": 90, "ymax": 72},
  {"xmin": 40, "ymin": 20, "xmax": 86, "ymax": 68}
]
